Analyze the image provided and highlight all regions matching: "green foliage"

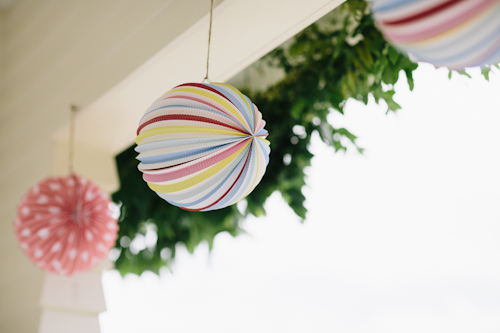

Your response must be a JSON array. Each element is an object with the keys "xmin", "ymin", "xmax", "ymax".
[
  {"xmin": 112, "ymin": 145, "xmax": 243, "ymax": 275},
  {"xmin": 111, "ymin": 0, "xmax": 419, "ymax": 275}
]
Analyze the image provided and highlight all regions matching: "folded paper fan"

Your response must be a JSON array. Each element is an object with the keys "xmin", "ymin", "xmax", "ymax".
[
  {"xmin": 14, "ymin": 175, "xmax": 119, "ymax": 275},
  {"xmin": 372, "ymin": 0, "xmax": 500, "ymax": 69},
  {"xmin": 135, "ymin": 82, "xmax": 270, "ymax": 211}
]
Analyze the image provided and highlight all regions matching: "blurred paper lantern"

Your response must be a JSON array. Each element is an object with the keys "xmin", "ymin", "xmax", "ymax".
[
  {"xmin": 372, "ymin": 0, "xmax": 500, "ymax": 69},
  {"xmin": 14, "ymin": 175, "xmax": 119, "ymax": 275},
  {"xmin": 135, "ymin": 82, "xmax": 270, "ymax": 211}
]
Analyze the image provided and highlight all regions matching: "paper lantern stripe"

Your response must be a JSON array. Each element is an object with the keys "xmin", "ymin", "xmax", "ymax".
[
  {"xmin": 136, "ymin": 125, "xmax": 248, "ymax": 145},
  {"xmin": 137, "ymin": 137, "xmax": 242, "ymax": 161},
  {"xmin": 174, "ymin": 82, "xmax": 234, "ymax": 103},
  {"xmin": 167, "ymin": 153, "xmax": 251, "ymax": 208},
  {"xmin": 135, "ymin": 136, "xmax": 243, "ymax": 153},
  {"xmin": 203, "ymin": 83, "xmax": 256, "ymax": 131},
  {"xmin": 165, "ymin": 142, "xmax": 254, "ymax": 211},
  {"xmin": 378, "ymin": 0, "xmax": 494, "ymax": 42},
  {"xmin": 166, "ymin": 87, "xmax": 251, "ymax": 131},
  {"xmin": 137, "ymin": 114, "xmax": 248, "ymax": 135},
  {"xmin": 172, "ymin": 139, "xmax": 267, "ymax": 212},
  {"xmin": 156, "ymin": 148, "xmax": 248, "ymax": 204},
  {"xmin": 140, "ymin": 140, "xmax": 243, "ymax": 173},
  {"xmin": 158, "ymin": 137, "xmax": 268, "ymax": 210},
  {"xmin": 136, "ymin": 82, "xmax": 270, "ymax": 211},
  {"xmin": 373, "ymin": 0, "xmax": 500, "ymax": 69},
  {"xmin": 400, "ymin": 8, "xmax": 500, "ymax": 53},
  {"xmin": 137, "ymin": 100, "xmax": 261, "ymax": 138},
  {"xmin": 142, "ymin": 138, "xmax": 250, "ymax": 182},
  {"xmin": 137, "ymin": 137, "xmax": 249, "ymax": 171},
  {"xmin": 138, "ymin": 105, "xmax": 251, "ymax": 135},
  {"xmin": 137, "ymin": 137, "xmax": 245, "ymax": 157},
  {"xmin": 140, "ymin": 101, "xmax": 247, "ymax": 131},
  {"xmin": 174, "ymin": 82, "xmax": 256, "ymax": 130},
  {"xmin": 147, "ymin": 140, "xmax": 250, "ymax": 193},
  {"xmin": 180, "ymin": 147, "xmax": 252, "ymax": 212},
  {"xmin": 180, "ymin": 83, "xmax": 255, "ymax": 131},
  {"xmin": 381, "ymin": 0, "xmax": 461, "ymax": 25},
  {"xmin": 139, "ymin": 142, "xmax": 232, "ymax": 167},
  {"xmin": 408, "ymin": 24, "xmax": 500, "ymax": 67}
]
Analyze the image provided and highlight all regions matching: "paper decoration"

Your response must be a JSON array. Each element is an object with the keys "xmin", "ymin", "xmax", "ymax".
[
  {"xmin": 14, "ymin": 175, "xmax": 119, "ymax": 275},
  {"xmin": 135, "ymin": 82, "xmax": 270, "ymax": 211},
  {"xmin": 372, "ymin": 0, "xmax": 500, "ymax": 69}
]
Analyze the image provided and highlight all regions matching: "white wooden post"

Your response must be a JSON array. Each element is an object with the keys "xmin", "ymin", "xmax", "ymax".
[{"xmin": 38, "ymin": 260, "xmax": 112, "ymax": 333}]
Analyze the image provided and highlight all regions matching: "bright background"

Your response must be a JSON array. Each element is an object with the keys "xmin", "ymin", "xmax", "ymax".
[{"xmin": 100, "ymin": 64, "xmax": 500, "ymax": 333}]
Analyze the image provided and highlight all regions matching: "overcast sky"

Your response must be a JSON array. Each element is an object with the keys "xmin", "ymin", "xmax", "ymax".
[{"xmin": 100, "ymin": 63, "xmax": 500, "ymax": 333}]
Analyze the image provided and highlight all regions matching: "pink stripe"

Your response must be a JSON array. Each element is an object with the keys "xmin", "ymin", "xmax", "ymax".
[
  {"xmin": 143, "ymin": 138, "xmax": 251, "ymax": 183},
  {"xmin": 451, "ymin": 36, "xmax": 500, "ymax": 69},
  {"xmin": 383, "ymin": 0, "xmax": 495, "ymax": 43},
  {"xmin": 182, "ymin": 141, "xmax": 253, "ymax": 212},
  {"xmin": 163, "ymin": 94, "xmax": 245, "ymax": 128},
  {"xmin": 255, "ymin": 119, "xmax": 265, "ymax": 134},
  {"xmin": 381, "ymin": 0, "xmax": 461, "ymax": 26}
]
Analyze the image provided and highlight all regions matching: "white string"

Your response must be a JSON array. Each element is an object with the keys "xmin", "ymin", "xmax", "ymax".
[
  {"xmin": 203, "ymin": 0, "xmax": 214, "ymax": 83},
  {"xmin": 68, "ymin": 105, "xmax": 78, "ymax": 175}
]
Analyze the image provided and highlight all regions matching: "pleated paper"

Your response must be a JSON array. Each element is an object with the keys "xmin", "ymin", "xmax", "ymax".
[
  {"xmin": 135, "ymin": 82, "xmax": 270, "ymax": 211},
  {"xmin": 14, "ymin": 175, "xmax": 119, "ymax": 275},
  {"xmin": 372, "ymin": 0, "xmax": 500, "ymax": 69}
]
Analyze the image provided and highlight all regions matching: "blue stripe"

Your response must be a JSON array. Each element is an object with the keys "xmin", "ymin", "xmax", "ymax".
[
  {"xmin": 404, "ymin": 5, "xmax": 500, "ymax": 67},
  {"xmin": 208, "ymin": 84, "xmax": 253, "ymax": 133},
  {"xmin": 137, "ymin": 144, "xmax": 225, "ymax": 164},
  {"xmin": 255, "ymin": 129, "xmax": 268, "ymax": 136},
  {"xmin": 135, "ymin": 136, "xmax": 240, "ymax": 153},
  {"xmin": 256, "ymin": 138, "xmax": 271, "ymax": 166},
  {"xmin": 203, "ymin": 144, "xmax": 253, "ymax": 210},
  {"xmin": 165, "ymin": 145, "xmax": 251, "ymax": 208},
  {"xmin": 244, "ymin": 95, "xmax": 256, "ymax": 132},
  {"xmin": 156, "ymin": 144, "xmax": 250, "ymax": 202},
  {"xmin": 372, "ymin": 0, "xmax": 420, "ymax": 13}
]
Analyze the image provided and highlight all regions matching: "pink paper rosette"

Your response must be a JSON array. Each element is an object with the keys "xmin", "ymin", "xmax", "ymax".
[{"xmin": 14, "ymin": 175, "xmax": 119, "ymax": 275}]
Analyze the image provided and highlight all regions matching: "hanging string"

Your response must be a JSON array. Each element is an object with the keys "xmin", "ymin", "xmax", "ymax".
[
  {"xmin": 68, "ymin": 104, "xmax": 78, "ymax": 175},
  {"xmin": 203, "ymin": 0, "xmax": 214, "ymax": 83}
]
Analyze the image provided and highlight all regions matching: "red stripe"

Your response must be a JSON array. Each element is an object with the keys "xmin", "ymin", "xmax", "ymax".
[
  {"xmin": 181, "ymin": 141, "xmax": 253, "ymax": 212},
  {"xmin": 160, "ymin": 95, "xmax": 248, "ymax": 131},
  {"xmin": 382, "ymin": 0, "xmax": 461, "ymax": 26},
  {"xmin": 137, "ymin": 114, "xmax": 247, "ymax": 135},
  {"xmin": 173, "ymin": 83, "xmax": 235, "ymax": 107}
]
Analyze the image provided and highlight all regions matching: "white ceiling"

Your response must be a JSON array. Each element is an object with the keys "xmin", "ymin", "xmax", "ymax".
[{"xmin": 0, "ymin": 0, "xmax": 16, "ymax": 9}]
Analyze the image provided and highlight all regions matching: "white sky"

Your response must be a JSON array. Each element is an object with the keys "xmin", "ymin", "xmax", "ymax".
[{"xmin": 100, "ymin": 64, "xmax": 500, "ymax": 333}]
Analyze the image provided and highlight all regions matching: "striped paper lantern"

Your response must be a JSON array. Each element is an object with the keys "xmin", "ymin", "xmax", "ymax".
[
  {"xmin": 372, "ymin": 0, "xmax": 500, "ymax": 69},
  {"xmin": 135, "ymin": 82, "xmax": 270, "ymax": 211},
  {"xmin": 14, "ymin": 175, "xmax": 119, "ymax": 275}
]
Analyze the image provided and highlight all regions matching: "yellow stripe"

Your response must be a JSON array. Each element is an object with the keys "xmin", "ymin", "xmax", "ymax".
[
  {"xmin": 239, "ymin": 137, "xmax": 270, "ymax": 200},
  {"xmin": 148, "ymin": 141, "xmax": 250, "ymax": 193},
  {"xmin": 170, "ymin": 86, "xmax": 247, "ymax": 126},
  {"xmin": 243, "ymin": 139, "xmax": 260, "ymax": 199},
  {"xmin": 257, "ymin": 137, "xmax": 271, "ymax": 146},
  {"xmin": 213, "ymin": 82, "xmax": 254, "ymax": 125},
  {"xmin": 136, "ymin": 126, "xmax": 247, "ymax": 145}
]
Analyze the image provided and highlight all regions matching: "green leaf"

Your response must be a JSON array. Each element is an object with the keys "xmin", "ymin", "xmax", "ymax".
[
  {"xmin": 457, "ymin": 70, "xmax": 472, "ymax": 78},
  {"xmin": 481, "ymin": 67, "xmax": 491, "ymax": 81},
  {"xmin": 387, "ymin": 46, "xmax": 400, "ymax": 65}
]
